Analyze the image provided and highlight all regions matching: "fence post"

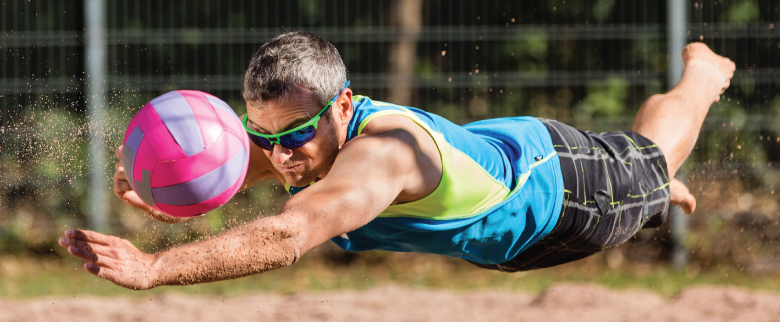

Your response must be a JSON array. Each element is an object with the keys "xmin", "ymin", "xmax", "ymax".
[
  {"xmin": 84, "ymin": 0, "xmax": 109, "ymax": 232},
  {"xmin": 667, "ymin": 0, "xmax": 689, "ymax": 269}
]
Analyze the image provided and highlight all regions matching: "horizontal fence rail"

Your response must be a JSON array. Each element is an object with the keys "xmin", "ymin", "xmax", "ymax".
[
  {"xmin": 3, "ymin": 69, "xmax": 776, "ymax": 94},
  {"xmin": 2, "ymin": 23, "xmax": 780, "ymax": 47}
]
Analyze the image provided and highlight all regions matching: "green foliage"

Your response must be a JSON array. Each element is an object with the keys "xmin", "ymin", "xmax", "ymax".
[
  {"xmin": 32, "ymin": 107, "xmax": 87, "ymax": 180},
  {"xmin": 298, "ymin": 0, "xmax": 322, "ymax": 24},
  {"xmin": 416, "ymin": 59, "xmax": 439, "ymax": 74},
  {"xmin": 228, "ymin": 13, "xmax": 247, "ymax": 28},
  {"xmin": 126, "ymin": 18, "xmax": 146, "ymax": 30},
  {"xmin": 725, "ymin": 0, "xmax": 759, "ymax": 23},
  {"xmin": 772, "ymin": 97, "xmax": 780, "ymax": 136},
  {"xmin": 632, "ymin": 39, "xmax": 665, "ymax": 72},
  {"xmin": 575, "ymin": 77, "xmax": 630, "ymax": 119},
  {"xmin": 696, "ymin": 100, "xmax": 768, "ymax": 167},
  {"xmin": 592, "ymin": 0, "xmax": 616, "ymax": 22},
  {"xmin": 739, "ymin": 77, "xmax": 757, "ymax": 97},
  {"xmin": 503, "ymin": 27, "xmax": 549, "ymax": 72},
  {"xmin": 548, "ymin": 0, "xmax": 585, "ymax": 16}
]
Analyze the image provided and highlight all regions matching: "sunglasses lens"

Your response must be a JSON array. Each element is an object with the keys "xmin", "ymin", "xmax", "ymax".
[
  {"xmin": 249, "ymin": 134, "xmax": 275, "ymax": 151},
  {"xmin": 280, "ymin": 126, "xmax": 316, "ymax": 150}
]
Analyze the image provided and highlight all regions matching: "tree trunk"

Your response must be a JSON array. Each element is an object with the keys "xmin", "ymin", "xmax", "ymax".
[{"xmin": 387, "ymin": 0, "xmax": 423, "ymax": 106}]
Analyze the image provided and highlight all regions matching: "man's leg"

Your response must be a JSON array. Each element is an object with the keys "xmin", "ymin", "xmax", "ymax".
[{"xmin": 631, "ymin": 43, "xmax": 735, "ymax": 213}]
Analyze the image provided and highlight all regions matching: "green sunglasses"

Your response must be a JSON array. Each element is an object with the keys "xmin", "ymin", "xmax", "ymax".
[{"xmin": 243, "ymin": 80, "xmax": 350, "ymax": 151}]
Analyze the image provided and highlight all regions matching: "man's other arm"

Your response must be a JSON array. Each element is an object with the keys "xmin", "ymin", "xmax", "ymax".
[{"xmin": 114, "ymin": 134, "xmax": 279, "ymax": 224}]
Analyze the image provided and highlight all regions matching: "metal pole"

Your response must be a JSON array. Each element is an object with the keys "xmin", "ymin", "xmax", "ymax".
[
  {"xmin": 85, "ymin": 0, "xmax": 108, "ymax": 232},
  {"xmin": 667, "ymin": 0, "xmax": 688, "ymax": 269}
]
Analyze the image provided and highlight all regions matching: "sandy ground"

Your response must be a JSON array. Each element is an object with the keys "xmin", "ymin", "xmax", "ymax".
[{"xmin": 1, "ymin": 283, "xmax": 779, "ymax": 322}]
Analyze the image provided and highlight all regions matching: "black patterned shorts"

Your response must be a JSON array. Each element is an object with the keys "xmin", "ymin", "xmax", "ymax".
[{"xmin": 470, "ymin": 119, "xmax": 671, "ymax": 272}]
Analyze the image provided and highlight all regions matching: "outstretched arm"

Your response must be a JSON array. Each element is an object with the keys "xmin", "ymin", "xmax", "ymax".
[
  {"xmin": 59, "ymin": 214, "xmax": 299, "ymax": 289},
  {"xmin": 61, "ymin": 129, "xmax": 427, "ymax": 289}
]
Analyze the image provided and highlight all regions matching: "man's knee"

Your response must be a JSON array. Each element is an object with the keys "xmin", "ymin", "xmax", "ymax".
[
  {"xmin": 641, "ymin": 94, "xmax": 667, "ymax": 107},
  {"xmin": 633, "ymin": 94, "xmax": 671, "ymax": 133}
]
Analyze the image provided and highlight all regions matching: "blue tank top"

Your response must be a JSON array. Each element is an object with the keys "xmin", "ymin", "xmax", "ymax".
[{"xmin": 287, "ymin": 96, "xmax": 564, "ymax": 265}]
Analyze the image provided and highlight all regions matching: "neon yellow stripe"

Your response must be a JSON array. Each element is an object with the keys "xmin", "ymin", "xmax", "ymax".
[
  {"xmin": 657, "ymin": 160, "xmax": 669, "ymax": 181},
  {"xmin": 626, "ymin": 182, "xmax": 670, "ymax": 198},
  {"xmin": 357, "ymin": 110, "xmax": 408, "ymax": 134},
  {"xmin": 358, "ymin": 106, "xmax": 510, "ymax": 198},
  {"xmin": 622, "ymin": 133, "xmax": 639, "ymax": 148},
  {"xmin": 580, "ymin": 157, "xmax": 587, "ymax": 205},
  {"xmin": 383, "ymin": 149, "xmax": 558, "ymax": 220},
  {"xmin": 357, "ymin": 105, "xmax": 432, "ymax": 135},
  {"xmin": 601, "ymin": 153, "xmax": 614, "ymax": 204},
  {"xmin": 355, "ymin": 102, "xmax": 513, "ymax": 221}
]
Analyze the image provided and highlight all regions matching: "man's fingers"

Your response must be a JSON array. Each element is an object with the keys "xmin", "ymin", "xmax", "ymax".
[
  {"xmin": 85, "ymin": 263, "xmax": 122, "ymax": 285},
  {"xmin": 60, "ymin": 237, "xmax": 118, "ymax": 258},
  {"xmin": 65, "ymin": 229, "xmax": 112, "ymax": 246},
  {"xmin": 67, "ymin": 245, "xmax": 101, "ymax": 265},
  {"xmin": 115, "ymin": 178, "xmax": 132, "ymax": 194},
  {"xmin": 59, "ymin": 237, "xmax": 92, "ymax": 252},
  {"xmin": 67, "ymin": 245, "xmax": 119, "ymax": 269},
  {"xmin": 115, "ymin": 164, "xmax": 128, "ymax": 181},
  {"xmin": 62, "ymin": 227, "xmax": 153, "ymax": 290},
  {"xmin": 85, "ymin": 263, "xmax": 113, "ymax": 279},
  {"xmin": 116, "ymin": 145, "xmax": 124, "ymax": 158},
  {"xmin": 85, "ymin": 263, "xmax": 101, "ymax": 275}
]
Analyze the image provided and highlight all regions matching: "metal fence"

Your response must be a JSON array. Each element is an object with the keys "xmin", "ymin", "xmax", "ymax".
[{"xmin": 1, "ymin": 0, "xmax": 779, "ymax": 266}]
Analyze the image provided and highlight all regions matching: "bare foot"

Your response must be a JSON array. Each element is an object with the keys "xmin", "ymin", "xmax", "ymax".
[
  {"xmin": 670, "ymin": 178, "xmax": 696, "ymax": 214},
  {"xmin": 681, "ymin": 43, "xmax": 736, "ymax": 102}
]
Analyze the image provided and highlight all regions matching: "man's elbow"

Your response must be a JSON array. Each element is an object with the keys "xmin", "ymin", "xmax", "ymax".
[{"xmin": 254, "ymin": 216, "xmax": 308, "ymax": 266}]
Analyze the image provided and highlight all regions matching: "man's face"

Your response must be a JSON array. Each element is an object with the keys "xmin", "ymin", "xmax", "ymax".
[{"xmin": 245, "ymin": 89, "xmax": 343, "ymax": 187}]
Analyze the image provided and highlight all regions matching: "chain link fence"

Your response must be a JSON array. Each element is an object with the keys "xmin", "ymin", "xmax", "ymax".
[{"xmin": 1, "ymin": 0, "xmax": 779, "ymax": 270}]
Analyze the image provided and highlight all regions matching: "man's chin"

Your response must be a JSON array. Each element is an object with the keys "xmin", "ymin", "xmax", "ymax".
[{"xmin": 283, "ymin": 174, "xmax": 314, "ymax": 187}]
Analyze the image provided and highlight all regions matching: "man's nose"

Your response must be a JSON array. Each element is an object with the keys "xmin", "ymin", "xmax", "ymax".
[{"xmin": 271, "ymin": 144, "xmax": 293, "ymax": 165}]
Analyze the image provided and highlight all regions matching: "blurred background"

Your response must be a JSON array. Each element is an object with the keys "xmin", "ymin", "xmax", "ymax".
[{"xmin": 1, "ymin": 0, "xmax": 780, "ymax": 297}]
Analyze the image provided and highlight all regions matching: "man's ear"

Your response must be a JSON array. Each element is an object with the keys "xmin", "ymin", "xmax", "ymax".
[{"xmin": 334, "ymin": 88, "xmax": 353, "ymax": 126}]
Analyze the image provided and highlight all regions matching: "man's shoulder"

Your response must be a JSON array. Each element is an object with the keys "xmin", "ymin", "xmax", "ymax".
[
  {"xmin": 358, "ymin": 113, "xmax": 422, "ymax": 136},
  {"xmin": 349, "ymin": 96, "xmax": 433, "ymax": 136}
]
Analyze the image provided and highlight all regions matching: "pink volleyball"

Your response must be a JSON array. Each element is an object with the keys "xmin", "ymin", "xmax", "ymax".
[{"xmin": 121, "ymin": 90, "xmax": 250, "ymax": 217}]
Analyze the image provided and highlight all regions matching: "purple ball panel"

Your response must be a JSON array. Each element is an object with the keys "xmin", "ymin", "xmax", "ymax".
[
  {"xmin": 150, "ymin": 91, "xmax": 205, "ymax": 157},
  {"xmin": 150, "ymin": 145, "xmax": 248, "ymax": 206},
  {"xmin": 122, "ymin": 126, "xmax": 145, "ymax": 192}
]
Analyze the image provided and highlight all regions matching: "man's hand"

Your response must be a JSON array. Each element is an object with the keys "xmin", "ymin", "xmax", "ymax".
[
  {"xmin": 59, "ymin": 229, "xmax": 158, "ymax": 290},
  {"xmin": 61, "ymin": 216, "xmax": 299, "ymax": 290},
  {"xmin": 114, "ymin": 146, "xmax": 189, "ymax": 224}
]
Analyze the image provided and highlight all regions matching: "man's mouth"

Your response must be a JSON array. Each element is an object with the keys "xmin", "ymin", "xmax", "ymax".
[{"xmin": 278, "ymin": 164, "xmax": 301, "ymax": 172}]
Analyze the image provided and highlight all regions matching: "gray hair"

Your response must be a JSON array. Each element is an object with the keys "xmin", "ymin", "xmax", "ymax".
[{"xmin": 243, "ymin": 31, "xmax": 347, "ymax": 108}]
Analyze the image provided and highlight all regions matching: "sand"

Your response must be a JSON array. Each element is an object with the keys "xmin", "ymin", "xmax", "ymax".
[{"xmin": 0, "ymin": 283, "xmax": 779, "ymax": 322}]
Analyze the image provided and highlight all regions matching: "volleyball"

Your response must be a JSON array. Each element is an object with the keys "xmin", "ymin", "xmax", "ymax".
[{"xmin": 121, "ymin": 90, "xmax": 250, "ymax": 217}]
